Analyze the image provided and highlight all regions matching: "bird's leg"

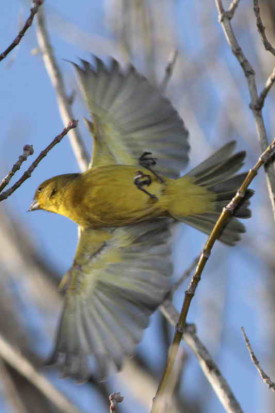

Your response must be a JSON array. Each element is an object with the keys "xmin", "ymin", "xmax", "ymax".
[
  {"xmin": 138, "ymin": 152, "xmax": 164, "ymax": 183},
  {"xmin": 134, "ymin": 170, "xmax": 158, "ymax": 200}
]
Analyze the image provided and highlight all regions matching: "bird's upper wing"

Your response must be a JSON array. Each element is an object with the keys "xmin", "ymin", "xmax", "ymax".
[
  {"xmin": 74, "ymin": 57, "xmax": 189, "ymax": 178},
  {"xmin": 48, "ymin": 220, "xmax": 173, "ymax": 381}
]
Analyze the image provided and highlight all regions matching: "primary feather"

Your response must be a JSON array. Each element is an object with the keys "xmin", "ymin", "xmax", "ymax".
[{"xmin": 48, "ymin": 221, "xmax": 172, "ymax": 381}]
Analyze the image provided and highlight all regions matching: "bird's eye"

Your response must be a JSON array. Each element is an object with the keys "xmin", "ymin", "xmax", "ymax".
[
  {"xmin": 37, "ymin": 186, "xmax": 42, "ymax": 193},
  {"xmin": 50, "ymin": 188, "xmax": 57, "ymax": 198}
]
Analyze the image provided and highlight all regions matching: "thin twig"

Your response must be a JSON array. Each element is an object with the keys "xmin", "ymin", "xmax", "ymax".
[
  {"xmin": 109, "ymin": 392, "xmax": 124, "ymax": 413},
  {"xmin": 224, "ymin": 0, "xmax": 240, "ymax": 20},
  {"xmin": 159, "ymin": 302, "xmax": 243, "ymax": 413},
  {"xmin": 171, "ymin": 255, "xmax": 199, "ymax": 293},
  {"xmin": 256, "ymin": 65, "xmax": 275, "ymax": 110},
  {"xmin": 36, "ymin": 7, "xmax": 89, "ymax": 171},
  {"xmin": 152, "ymin": 139, "xmax": 275, "ymax": 412},
  {"xmin": 215, "ymin": 0, "xmax": 275, "ymax": 220},
  {"xmin": 0, "ymin": 145, "xmax": 34, "ymax": 193},
  {"xmin": 253, "ymin": 0, "xmax": 275, "ymax": 56},
  {"xmin": 159, "ymin": 50, "xmax": 178, "ymax": 93},
  {"xmin": 0, "ymin": 120, "xmax": 78, "ymax": 202},
  {"xmin": 241, "ymin": 327, "xmax": 275, "ymax": 391},
  {"xmin": 0, "ymin": 1, "xmax": 43, "ymax": 62},
  {"xmin": 0, "ymin": 334, "xmax": 79, "ymax": 413}
]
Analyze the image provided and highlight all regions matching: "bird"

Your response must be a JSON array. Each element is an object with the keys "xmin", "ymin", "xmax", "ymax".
[{"xmin": 29, "ymin": 57, "xmax": 252, "ymax": 381}]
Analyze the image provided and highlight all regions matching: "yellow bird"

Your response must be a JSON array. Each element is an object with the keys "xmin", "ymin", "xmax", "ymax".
[{"xmin": 30, "ymin": 57, "xmax": 252, "ymax": 381}]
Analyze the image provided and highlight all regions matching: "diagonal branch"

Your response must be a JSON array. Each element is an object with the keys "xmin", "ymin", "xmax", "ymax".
[
  {"xmin": 0, "ymin": 145, "xmax": 34, "ymax": 193},
  {"xmin": 241, "ymin": 327, "xmax": 275, "ymax": 391},
  {"xmin": 159, "ymin": 301, "xmax": 243, "ymax": 413},
  {"xmin": 0, "ymin": 1, "xmax": 43, "ymax": 62},
  {"xmin": 253, "ymin": 0, "xmax": 275, "ymax": 56},
  {"xmin": 152, "ymin": 138, "xmax": 275, "ymax": 412},
  {"xmin": 0, "ymin": 120, "xmax": 78, "ymax": 202},
  {"xmin": 0, "ymin": 334, "xmax": 80, "ymax": 413},
  {"xmin": 256, "ymin": 65, "xmax": 275, "ymax": 110},
  {"xmin": 36, "ymin": 6, "xmax": 89, "ymax": 171},
  {"xmin": 215, "ymin": 0, "xmax": 275, "ymax": 220}
]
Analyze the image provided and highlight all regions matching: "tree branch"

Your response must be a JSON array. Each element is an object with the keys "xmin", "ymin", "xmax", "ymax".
[
  {"xmin": 256, "ymin": 65, "xmax": 275, "ymax": 110},
  {"xmin": 159, "ymin": 301, "xmax": 243, "ymax": 413},
  {"xmin": 215, "ymin": 0, "xmax": 275, "ymax": 220},
  {"xmin": 0, "ymin": 145, "xmax": 34, "ymax": 193},
  {"xmin": 241, "ymin": 327, "xmax": 275, "ymax": 391},
  {"xmin": 171, "ymin": 255, "xmax": 199, "ymax": 293},
  {"xmin": 0, "ymin": 1, "xmax": 43, "ymax": 62},
  {"xmin": 36, "ymin": 6, "xmax": 89, "ymax": 171},
  {"xmin": 0, "ymin": 120, "xmax": 78, "ymax": 202},
  {"xmin": 152, "ymin": 138, "xmax": 275, "ymax": 411},
  {"xmin": 0, "ymin": 334, "xmax": 80, "ymax": 413},
  {"xmin": 253, "ymin": 0, "xmax": 275, "ymax": 56}
]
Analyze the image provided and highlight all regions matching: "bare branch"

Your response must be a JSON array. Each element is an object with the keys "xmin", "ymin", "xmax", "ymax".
[
  {"xmin": 36, "ymin": 7, "xmax": 89, "ymax": 171},
  {"xmin": 223, "ymin": 0, "xmax": 240, "ymax": 20},
  {"xmin": 0, "ymin": 145, "xmax": 34, "ymax": 193},
  {"xmin": 256, "ymin": 65, "xmax": 275, "ymax": 110},
  {"xmin": 0, "ymin": 120, "xmax": 78, "ymax": 202},
  {"xmin": 171, "ymin": 255, "xmax": 199, "ymax": 293},
  {"xmin": 159, "ymin": 302, "xmax": 243, "ymax": 413},
  {"xmin": 0, "ymin": 1, "xmax": 43, "ymax": 62},
  {"xmin": 159, "ymin": 50, "xmax": 178, "ymax": 93},
  {"xmin": 253, "ymin": 0, "xmax": 275, "ymax": 56},
  {"xmin": 152, "ymin": 138, "xmax": 275, "ymax": 411},
  {"xmin": 241, "ymin": 327, "xmax": 275, "ymax": 391},
  {"xmin": 0, "ymin": 334, "xmax": 80, "ymax": 413},
  {"xmin": 215, "ymin": 0, "xmax": 275, "ymax": 219},
  {"xmin": 0, "ymin": 359, "xmax": 28, "ymax": 413},
  {"xmin": 109, "ymin": 392, "xmax": 124, "ymax": 413},
  {"xmin": 185, "ymin": 325, "xmax": 243, "ymax": 413}
]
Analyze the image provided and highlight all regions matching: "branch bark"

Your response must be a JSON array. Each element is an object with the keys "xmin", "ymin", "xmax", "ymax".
[
  {"xmin": 0, "ymin": 120, "xmax": 78, "ymax": 201},
  {"xmin": 241, "ymin": 327, "xmax": 275, "ymax": 391},
  {"xmin": 215, "ymin": 0, "xmax": 275, "ymax": 219},
  {"xmin": 36, "ymin": 6, "xmax": 89, "ymax": 171},
  {"xmin": 159, "ymin": 301, "xmax": 243, "ymax": 413},
  {"xmin": 0, "ymin": 1, "xmax": 43, "ymax": 62},
  {"xmin": 0, "ymin": 334, "xmax": 79, "ymax": 413}
]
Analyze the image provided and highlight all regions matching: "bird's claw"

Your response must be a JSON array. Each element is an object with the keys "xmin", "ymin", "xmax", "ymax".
[
  {"xmin": 134, "ymin": 170, "xmax": 158, "ymax": 200},
  {"xmin": 139, "ymin": 152, "xmax": 157, "ymax": 168},
  {"xmin": 138, "ymin": 152, "xmax": 164, "ymax": 183}
]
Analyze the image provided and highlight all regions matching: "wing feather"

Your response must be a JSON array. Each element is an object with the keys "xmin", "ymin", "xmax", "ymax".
[
  {"xmin": 49, "ymin": 220, "xmax": 173, "ymax": 380},
  {"xmin": 74, "ymin": 57, "xmax": 189, "ymax": 177}
]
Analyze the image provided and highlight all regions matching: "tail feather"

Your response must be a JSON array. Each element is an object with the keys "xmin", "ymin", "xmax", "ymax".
[
  {"xmin": 192, "ymin": 152, "xmax": 246, "ymax": 187},
  {"xmin": 182, "ymin": 214, "xmax": 245, "ymax": 245},
  {"xmin": 188, "ymin": 141, "xmax": 236, "ymax": 179},
  {"xmin": 169, "ymin": 141, "xmax": 252, "ymax": 245}
]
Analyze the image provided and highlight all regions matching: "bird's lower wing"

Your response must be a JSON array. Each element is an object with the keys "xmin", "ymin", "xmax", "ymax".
[
  {"xmin": 74, "ymin": 57, "xmax": 189, "ymax": 178},
  {"xmin": 48, "ymin": 220, "xmax": 173, "ymax": 381}
]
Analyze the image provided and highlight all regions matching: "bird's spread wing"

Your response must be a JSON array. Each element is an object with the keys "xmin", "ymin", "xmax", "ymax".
[
  {"xmin": 48, "ymin": 220, "xmax": 173, "ymax": 381},
  {"xmin": 74, "ymin": 57, "xmax": 189, "ymax": 178}
]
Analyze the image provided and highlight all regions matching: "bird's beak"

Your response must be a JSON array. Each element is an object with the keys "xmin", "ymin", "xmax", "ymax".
[{"xmin": 28, "ymin": 200, "xmax": 40, "ymax": 212}]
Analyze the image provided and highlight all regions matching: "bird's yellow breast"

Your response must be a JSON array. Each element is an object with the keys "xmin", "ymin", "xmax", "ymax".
[{"xmin": 61, "ymin": 165, "xmax": 167, "ymax": 228}]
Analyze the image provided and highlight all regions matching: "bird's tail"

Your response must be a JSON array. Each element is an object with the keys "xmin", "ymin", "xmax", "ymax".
[{"xmin": 165, "ymin": 141, "xmax": 253, "ymax": 245}]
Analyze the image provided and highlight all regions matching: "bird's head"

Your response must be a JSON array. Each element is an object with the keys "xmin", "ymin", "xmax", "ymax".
[{"xmin": 29, "ymin": 174, "xmax": 79, "ymax": 214}]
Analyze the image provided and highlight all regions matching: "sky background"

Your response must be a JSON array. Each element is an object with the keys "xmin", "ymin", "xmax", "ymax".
[{"xmin": 0, "ymin": 1, "xmax": 274, "ymax": 412}]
